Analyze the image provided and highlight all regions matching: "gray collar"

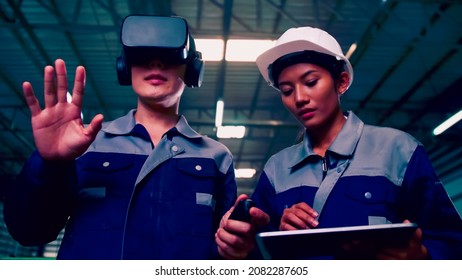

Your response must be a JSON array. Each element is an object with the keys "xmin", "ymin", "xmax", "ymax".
[
  {"xmin": 288, "ymin": 111, "xmax": 364, "ymax": 168},
  {"xmin": 101, "ymin": 109, "xmax": 202, "ymax": 139}
]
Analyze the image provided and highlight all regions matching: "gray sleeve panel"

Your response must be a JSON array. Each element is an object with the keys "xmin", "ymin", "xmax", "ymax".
[{"xmin": 344, "ymin": 125, "xmax": 419, "ymax": 186}]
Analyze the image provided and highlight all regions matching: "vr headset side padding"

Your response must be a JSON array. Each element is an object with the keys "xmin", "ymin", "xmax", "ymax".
[
  {"xmin": 116, "ymin": 51, "xmax": 131, "ymax": 86},
  {"xmin": 184, "ymin": 35, "xmax": 204, "ymax": 88},
  {"xmin": 116, "ymin": 35, "xmax": 204, "ymax": 88}
]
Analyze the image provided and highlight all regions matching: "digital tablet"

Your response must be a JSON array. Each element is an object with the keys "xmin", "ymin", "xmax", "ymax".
[{"xmin": 256, "ymin": 222, "xmax": 418, "ymax": 259}]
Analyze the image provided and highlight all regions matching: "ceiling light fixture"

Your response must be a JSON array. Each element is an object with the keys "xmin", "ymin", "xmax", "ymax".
[
  {"xmin": 235, "ymin": 168, "xmax": 256, "ymax": 178},
  {"xmin": 194, "ymin": 39, "xmax": 224, "ymax": 61},
  {"xmin": 432, "ymin": 109, "xmax": 462, "ymax": 136},
  {"xmin": 345, "ymin": 43, "xmax": 357, "ymax": 59},
  {"xmin": 225, "ymin": 39, "xmax": 275, "ymax": 62},
  {"xmin": 215, "ymin": 100, "xmax": 224, "ymax": 127},
  {"xmin": 195, "ymin": 39, "xmax": 276, "ymax": 62},
  {"xmin": 217, "ymin": 126, "xmax": 246, "ymax": 139}
]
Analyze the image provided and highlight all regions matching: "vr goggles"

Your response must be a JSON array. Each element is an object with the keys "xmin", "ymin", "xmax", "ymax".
[
  {"xmin": 116, "ymin": 15, "xmax": 204, "ymax": 87},
  {"xmin": 120, "ymin": 15, "xmax": 190, "ymax": 65}
]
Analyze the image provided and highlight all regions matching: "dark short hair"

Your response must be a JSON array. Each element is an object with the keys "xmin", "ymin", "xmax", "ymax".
[{"xmin": 268, "ymin": 50, "xmax": 345, "ymax": 87}]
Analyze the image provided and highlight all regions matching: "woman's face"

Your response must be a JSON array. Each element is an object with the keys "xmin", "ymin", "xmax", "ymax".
[
  {"xmin": 277, "ymin": 62, "xmax": 348, "ymax": 130},
  {"xmin": 131, "ymin": 59, "xmax": 187, "ymax": 108}
]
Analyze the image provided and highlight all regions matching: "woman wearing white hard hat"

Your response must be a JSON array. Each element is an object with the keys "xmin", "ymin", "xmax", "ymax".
[{"xmin": 251, "ymin": 26, "xmax": 462, "ymax": 259}]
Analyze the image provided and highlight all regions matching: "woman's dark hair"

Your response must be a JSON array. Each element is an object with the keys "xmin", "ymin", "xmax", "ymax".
[{"xmin": 268, "ymin": 50, "xmax": 345, "ymax": 88}]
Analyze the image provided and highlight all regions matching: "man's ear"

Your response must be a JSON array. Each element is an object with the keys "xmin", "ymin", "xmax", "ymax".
[{"xmin": 337, "ymin": 71, "xmax": 350, "ymax": 94}]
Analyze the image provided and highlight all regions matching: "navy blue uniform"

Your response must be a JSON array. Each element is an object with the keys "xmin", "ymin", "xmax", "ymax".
[
  {"xmin": 252, "ymin": 111, "xmax": 462, "ymax": 259},
  {"xmin": 4, "ymin": 110, "xmax": 237, "ymax": 259}
]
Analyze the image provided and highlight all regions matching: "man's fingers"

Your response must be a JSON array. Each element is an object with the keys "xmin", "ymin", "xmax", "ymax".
[
  {"xmin": 216, "ymin": 236, "xmax": 239, "ymax": 259},
  {"xmin": 22, "ymin": 82, "xmax": 41, "ymax": 117},
  {"xmin": 234, "ymin": 194, "xmax": 249, "ymax": 207},
  {"xmin": 84, "ymin": 114, "xmax": 104, "ymax": 139},
  {"xmin": 250, "ymin": 207, "xmax": 270, "ymax": 226},
  {"xmin": 225, "ymin": 219, "xmax": 253, "ymax": 237},
  {"xmin": 71, "ymin": 66, "xmax": 86, "ymax": 107},
  {"xmin": 43, "ymin": 65, "xmax": 57, "ymax": 108},
  {"xmin": 216, "ymin": 228, "xmax": 251, "ymax": 259},
  {"xmin": 54, "ymin": 59, "xmax": 69, "ymax": 103}
]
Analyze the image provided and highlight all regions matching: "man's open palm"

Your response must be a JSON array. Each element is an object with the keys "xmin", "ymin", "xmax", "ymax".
[{"xmin": 23, "ymin": 59, "xmax": 103, "ymax": 160}]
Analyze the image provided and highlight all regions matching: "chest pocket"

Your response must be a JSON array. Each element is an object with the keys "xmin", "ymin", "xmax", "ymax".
[
  {"xmin": 72, "ymin": 153, "xmax": 144, "ymax": 230},
  {"xmin": 344, "ymin": 183, "xmax": 397, "ymax": 205},
  {"xmin": 176, "ymin": 158, "xmax": 218, "ymax": 178},
  {"xmin": 172, "ymin": 158, "xmax": 220, "ymax": 237},
  {"xmin": 340, "ymin": 180, "xmax": 402, "ymax": 224},
  {"xmin": 77, "ymin": 152, "xmax": 141, "ymax": 198},
  {"xmin": 173, "ymin": 158, "xmax": 218, "ymax": 199}
]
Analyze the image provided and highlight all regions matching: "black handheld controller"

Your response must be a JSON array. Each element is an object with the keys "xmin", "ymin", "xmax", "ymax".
[{"xmin": 228, "ymin": 199, "xmax": 256, "ymax": 223}]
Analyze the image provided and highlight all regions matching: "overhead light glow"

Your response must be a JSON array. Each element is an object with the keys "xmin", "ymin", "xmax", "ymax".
[
  {"xmin": 196, "ymin": 38, "xmax": 276, "ymax": 62},
  {"xmin": 235, "ymin": 168, "xmax": 256, "ymax": 179},
  {"xmin": 195, "ymin": 39, "xmax": 224, "ymax": 61},
  {"xmin": 215, "ymin": 100, "xmax": 224, "ymax": 127},
  {"xmin": 433, "ymin": 110, "xmax": 462, "ymax": 136},
  {"xmin": 226, "ymin": 39, "xmax": 275, "ymax": 62},
  {"xmin": 217, "ymin": 125, "xmax": 246, "ymax": 139},
  {"xmin": 345, "ymin": 43, "xmax": 357, "ymax": 59}
]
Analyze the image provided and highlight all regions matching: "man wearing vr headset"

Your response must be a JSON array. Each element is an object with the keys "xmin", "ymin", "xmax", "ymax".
[{"xmin": 4, "ymin": 15, "xmax": 268, "ymax": 260}]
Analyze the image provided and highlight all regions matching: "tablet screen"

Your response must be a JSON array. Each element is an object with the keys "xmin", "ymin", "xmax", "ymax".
[{"xmin": 256, "ymin": 223, "xmax": 418, "ymax": 259}]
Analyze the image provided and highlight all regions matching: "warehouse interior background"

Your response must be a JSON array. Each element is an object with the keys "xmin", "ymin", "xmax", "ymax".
[{"xmin": 0, "ymin": 0, "xmax": 461, "ymax": 258}]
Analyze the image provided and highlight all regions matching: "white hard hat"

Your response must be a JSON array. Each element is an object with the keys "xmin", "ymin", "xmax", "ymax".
[{"xmin": 256, "ymin": 26, "xmax": 353, "ymax": 90}]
